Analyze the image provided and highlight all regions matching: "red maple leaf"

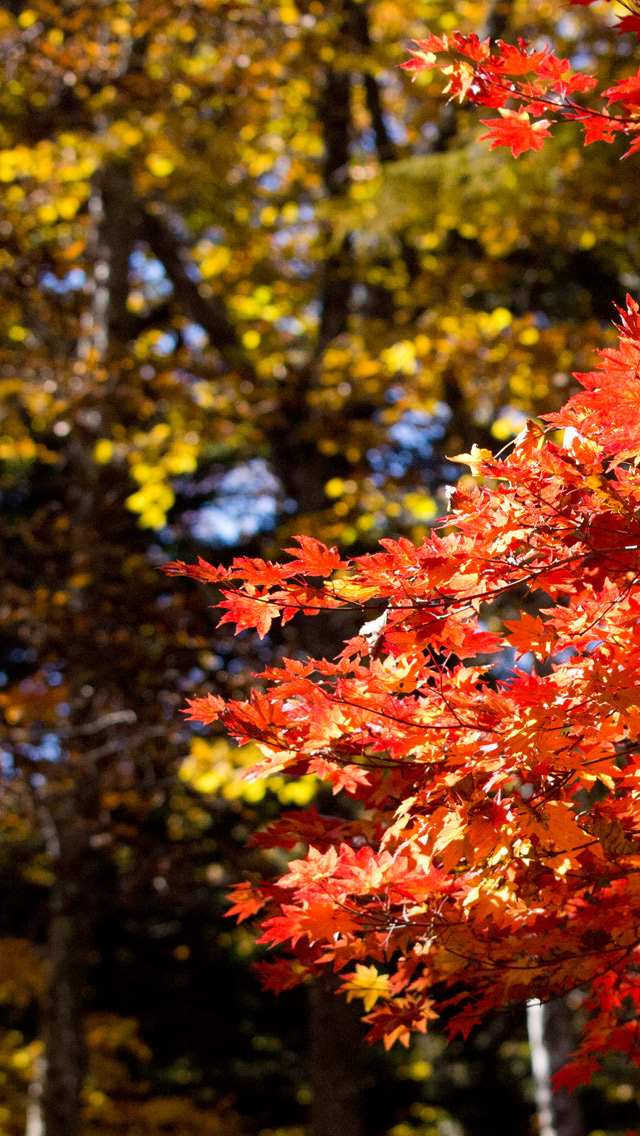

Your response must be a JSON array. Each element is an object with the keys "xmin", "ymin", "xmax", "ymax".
[
  {"xmin": 616, "ymin": 14, "xmax": 640, "ymax": 36},
  {"xmin": 580, "ymin": 113, "xmax": 622, "ymax": 146},
  {"xmin": 283, "ymin": 535, "xmax": 346, "ymax": 575},
  {"xmin": 486, "ymin": 40, "xmax": 555, "ymax": 76},
  {"xmin": 217, "ymin": 589, "xmax": 283, "ymax": 638},
  {"xmin": 226, "ymin": 883, "xmax": 267, "ymax": 923},
  {"xmin": 603, "ymin": 68, "xmax": 640, "ymax": 106},
  {"xmin": 479, "ymin": 108, "xmax": 552, "ymax": 156},
  {"xmin": 503, "ymin": 612, "xmax": 558, "ymax": 659}
]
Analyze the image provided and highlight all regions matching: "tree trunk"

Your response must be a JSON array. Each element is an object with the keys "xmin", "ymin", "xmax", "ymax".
[
  {"xmin": 25, "ymin": 1054, "xmax": 44, "ymax": 1136},
  {"xmin": 307, "ymin": 975, "xmax": 367, "ymax": 1136},
  {"xmin": 295, "ymin": 572, "xmax": 368, "ymax": 1136},
  {"xmin": 37, "ymin": 157, "xmax": 137, "ymax": 1136},
  {"xmin": 527, "ymin": 998, "xmax": 585, "ymax": 1136},
  {"xmin": 39, "ymin": 800, "xmax": 102, "ymax": 1136},
  {"xmin": 41, "ymin": 892, "xmax": 88, "ymax": 1136}
]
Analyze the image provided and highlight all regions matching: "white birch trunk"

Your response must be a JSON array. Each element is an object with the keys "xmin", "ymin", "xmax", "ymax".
[
  {"xmin": 527, "ymin": 998, "xmax": 585, "ymax": 1136},
  {"xmin": 25, "ymin": 1054, "xmax": 44, "ymax": 1136}
]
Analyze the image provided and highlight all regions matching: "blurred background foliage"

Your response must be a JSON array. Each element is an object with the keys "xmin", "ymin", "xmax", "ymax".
[{"xmin": 0, "ymin": 0, "xmax": 639, "ymax": 1133}]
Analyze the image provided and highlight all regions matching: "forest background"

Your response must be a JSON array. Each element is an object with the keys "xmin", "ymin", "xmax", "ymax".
[{"xmin": 0, "ymin": 0, "xmax": 639, "ymax": 1134}]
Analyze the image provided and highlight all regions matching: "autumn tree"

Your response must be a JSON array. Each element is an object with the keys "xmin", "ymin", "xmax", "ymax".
[
  {"xmin": 6, "ymin": 1, "xmax": 640, "ymax": 1134},
  {"xmin": 172, "ymin": 299, "xmax": 640, "ymax": 1101},
  {"xmin": 170, "ymin": 0, "xmax": 640, "ymax": 1113},
  {"xmin": 2, "ymin": 0, "xmax": 637, "ymax": 550}
]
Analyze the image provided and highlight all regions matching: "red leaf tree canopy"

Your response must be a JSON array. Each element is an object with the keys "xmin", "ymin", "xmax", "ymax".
[
  {"xmin": 400, "ymin": 4, "xmax": 640, "ymax": 158},
  {"xmin": 167, "ymin": 0, "xmax": 640, "ymax": 1090},
  {"xmin": 167, "ymin": 304, "xmax": 640, "ymax": 1086}
]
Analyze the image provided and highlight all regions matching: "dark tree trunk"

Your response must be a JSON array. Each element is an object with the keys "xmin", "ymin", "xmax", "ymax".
[
  {"xmin": 307, "ymin": 976, "xmax": 368, "ymax": 1136},
  {"xmin": 294, "ymin": 585, "xmax": 368, "ymax": 1136},
  {"xmin": 41, "ymin": 846, "xmax": 91, "ymax": 1136},
  {"xmin": 316, "ymin": 65, "xmax": 352, "ymax": 353},
  {"xmin": 38, "ymin": 159, "xmax": 138, "ymax": 1136},
  {"xmin": 98, "ymin": 160, "xmax": 136, "ymax": 350}
]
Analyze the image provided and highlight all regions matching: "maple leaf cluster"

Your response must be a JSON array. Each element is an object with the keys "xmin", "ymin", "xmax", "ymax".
[
  {"xmin": 401, "ymin": 20, "xmax": 640, "ymax": 157},
  {"xmin": 167, "ymin": 298, "xmax": 640, "ymax": 1087}
]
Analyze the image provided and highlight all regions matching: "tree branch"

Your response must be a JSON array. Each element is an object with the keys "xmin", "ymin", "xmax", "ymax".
[
  {"xmin": 316, "ymin": 66, "xmax": 353, "ymax": 355},
  {"xmin": 345, "ymin": 0, "xmax": 396, "ymax": 164},
  {"xmin": 139, "ymin": 207, "xmax": 244, "ymax": 354}
]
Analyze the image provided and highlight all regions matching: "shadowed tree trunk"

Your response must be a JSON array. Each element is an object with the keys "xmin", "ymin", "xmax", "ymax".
[
  {"xmin": 293, "ymin": 573, "xmax": 369, "ymax": 1136},
  {"xmin": 36, "ymin": 159, "xmax": 138, "ymax": 1136},
  {"xmin": 40, "ymin": 815, "xmax": 95, "ymax": 1136},
  {"xmin": 308, "ymin": 976, "xmax": 367, "ymax": 1136}
]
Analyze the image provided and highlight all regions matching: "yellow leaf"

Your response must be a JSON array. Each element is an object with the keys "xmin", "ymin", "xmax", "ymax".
[
  {"xmin": 94, "ymin": 439, "xmax": 114, "ymax": 464},
  {"xmin": 325, "ymin": 477, "xmax": 344, "ymax": 498},
  {"xmin": 342, "ymin": 964, "xmax": 392, "ymax": 1013},
  {"xmin": 146, "ymin": 153, "xmax": 175, "ymax": 178},
  {"xmin": 17, "ymin": 8, "xmax": 37, "ymax": 27},
  {"xmin": 200, "ymin": 246, "xmax": 231, "ymax": 278},
  {"xmin": 450, "ymin": 444, "xmax": 493, "ymax": 477}
]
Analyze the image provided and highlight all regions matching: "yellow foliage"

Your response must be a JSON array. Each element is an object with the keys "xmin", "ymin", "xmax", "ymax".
[
  {"xmin": 181, "ymin": 738, "xmax": 316, "ymax": 806},
  {"xmin": 17, "ymin": 9, "xmax": 37, "ymax": 28},
  {"xmin": 0, "ymin": 940, "xmax": 44, "ymax": 1006},
  {"xmin": 145, "ymin": 153, "xmax": 175, "ymax": 178},
  {"xmin": 94, "ymin": 440, "xmax": 114, "ymax": 464},
  {"xmin": 198, "ymin": 245, "xmax": 232, "ymax": 279},
  {"xmin": 242, "ymin": 330, "xmax": 261, "ymax": 350},
  {"xmin": 403, "ymin": 491, "xmax": 437, "ymax": 522},
  {"xmin": 324, "ymin": 477, "xmax": 344, "ymax": 498},
  {"xmin": 381, "ymin": 340, "xmax": 417, "ymax": 375},
  {"xmin": 81, "ymin": 1015, "xmax": 247, "ymax": 1136}
]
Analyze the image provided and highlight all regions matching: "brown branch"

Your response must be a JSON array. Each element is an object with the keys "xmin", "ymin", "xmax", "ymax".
[
  {"xmin": 345, "ymin": 0, "xmax": 396, "ymax": 164},
  {"xmin": 316, "ymin": 66, "xmax": 353, "ymax": 355},
  {"xmin": 139, "ymin": 207, "xmax": 245, "ymax": 355},
  {"xmin": 97, "ymin": 160, "xmax": 137, "ymax": 353}
]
